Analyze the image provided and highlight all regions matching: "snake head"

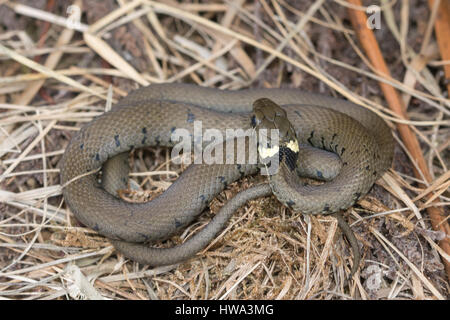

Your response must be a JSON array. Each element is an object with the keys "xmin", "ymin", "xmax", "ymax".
[{"xmin": 252, "ymin": 98, "xmax": 299, "ymax": 171}]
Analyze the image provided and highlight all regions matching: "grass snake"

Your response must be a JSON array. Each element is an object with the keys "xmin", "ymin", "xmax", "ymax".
[{"xmin": 60, "ymin": 84, "xmax": 394, "ymax": 276}]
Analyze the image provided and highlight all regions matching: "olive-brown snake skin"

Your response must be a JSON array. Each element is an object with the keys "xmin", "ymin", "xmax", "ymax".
[{"xmin": 60, "ymin": 84, "xmax": 394, "ymax": 273}]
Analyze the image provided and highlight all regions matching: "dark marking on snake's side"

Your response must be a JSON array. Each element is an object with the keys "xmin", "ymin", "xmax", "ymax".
[
  {"xmin": 199, "ymin": 194, "xmax": 207, "ymax": 204},
  {"xmin": 321, "ymin": 136, "xmax": 325, "ymax": 148},
  {"xmin": 174, "ymin": 218, "xmax": 182, "ymax": 228},
  {"xmin": 343, "ymin": 161, "xmax": 348, "ymax": 166},
  {"xmin": 373, "ymin": 170, "xmax": 377, "ymax": 176},
  {"xmin": 294, "ymin": 110, "xmax": 302, "ymax": 118},
  {"xmin": 218, "ymin": 176, "xmax": 226, "ymax": 186},
  {"xmin": 340, "ymin": 147, "xmax": 346, "ymax": 157},
  {"xmin": 95, "ymin": 153, "xmax": 100, "ymax": 161},
  {"xmin": 114, "ymin": 135, "xmax": 120, "ymax": 147},
  {"xmin": 80, "ymin": 143, "xmax": 84, "ymax": 150},
  {"xmin": 171, "ymin": 126, "xmax": 176, "ymax": 133},
  {"xmin": 323, "ymin": 204, "xmax": 331, "ymax": 213},
  {"xmin": 237, "ymin": 164, "xmax": 245, "ymax": 177},
  {"xmin": 316, "ymin": 170, "xmax": 324, "ymax": 179},
  {"xmin": 138, "ymin": 232, "xmax": 150, "ymax": 242},
  {"xmin": 142, "ymin": 127, "xmax": 147, "ymax": 134},
  {"xmin": 187, "ymin": 110, "xmax": 195, "ymax": 123},
  {"xmin": 333, "ymin": 143, "xmax": 339, "ymax": 153},
  {"xmin": 363, "ymin": 144, "xmax": 369, "ymax": 153},
  {"xmin": 354, "ymin": 192, "xmax": 361, "ymax": 201},
  {"xmin": 286, "ymin": 200, "xmax": 295, "ymax": 209},
  {"xmin": 365, "ymin": 165, "xmax": 370, "ymax": 171},
  {"xmin": 93, "ymin": 223, "xmax": 99, "ymax": 232},
  {"xmin": 155, "ymin": 136, "xmax": 161, "ymax": 145},
  {"xmin": 331, "ymin": 133, "xmax": 337, "ymax": 141},
  {"xmin": 307, "ymin": 130, "xmax": 315, "ymax": 145},
  {"xmin": 250, "ymin": 115, "xmax": 257, "ymax": 127},
  {"xmin": 141, "ymin": 136, "xmax": 147, "ymax": 145}
]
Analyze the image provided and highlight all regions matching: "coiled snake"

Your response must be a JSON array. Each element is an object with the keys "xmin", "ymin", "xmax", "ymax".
[{"xmin": 60, "ymin": 84, "xmax": 394, "ymax": 276}]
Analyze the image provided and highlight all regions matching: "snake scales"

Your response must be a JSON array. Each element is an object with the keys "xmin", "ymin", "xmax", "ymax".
[{"xmin": 60, "ymin": 84, "xmax": 394, "ymax": 274}]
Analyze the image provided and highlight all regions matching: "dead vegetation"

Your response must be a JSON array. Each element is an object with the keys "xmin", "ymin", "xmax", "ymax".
[{"xmin": 0, "ymin": 0, "xmax": 449, "ymax": 300}]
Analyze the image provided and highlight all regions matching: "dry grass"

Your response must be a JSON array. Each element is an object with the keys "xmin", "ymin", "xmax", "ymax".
[{"xmin": 0, "ymin": 0, "xmax": 449, "ymax": 300}]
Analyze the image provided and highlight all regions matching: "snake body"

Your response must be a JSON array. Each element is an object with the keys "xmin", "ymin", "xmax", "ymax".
[{"xmin": 60, "ymin": 84, "xmax": 394, "ymax": 271}]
